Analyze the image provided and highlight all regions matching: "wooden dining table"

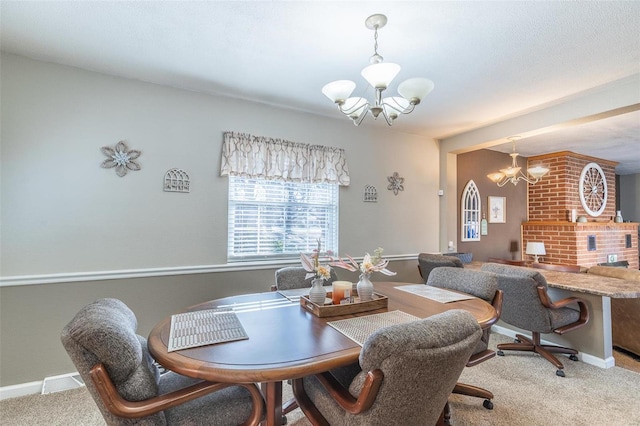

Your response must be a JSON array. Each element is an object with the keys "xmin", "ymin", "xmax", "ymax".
[{"xmin": 147, "ymin": 281, "xmax": 497, "ymax": 426}]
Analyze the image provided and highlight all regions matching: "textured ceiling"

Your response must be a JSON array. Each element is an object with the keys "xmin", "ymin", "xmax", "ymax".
[{"xmin": 1, "ymin": 1, "xmax": 639, "ymax": 173}]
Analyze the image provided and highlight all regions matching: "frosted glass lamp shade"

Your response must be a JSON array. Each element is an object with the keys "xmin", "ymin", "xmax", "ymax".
[
  {"xmin": 322, "ymin": 80, "xmax": 356, "ymax": 103},
  {"xmin": 398, "ymin": 78, "xmax": 434, "ymax": 104},
  {"xmin": 528, "ymin": 166, "xmax": 550, "ymax": 179},
  {"xmin": 361, "ymin": 63, "xmax": 401, "ymax": 89},
  {"xmin": 382, "ymin": 96, "xmax": 410, "ymax": 118},
  {"xmin": 500, "ymin": 166, "xmax": 521, "ymax": 178},
  {"xmin": 342, "ymin": 97, "xmax": 368, "ymax": 119},
  {"xmin": 487, "ymin": 172, "xmax": 505, "ymax": 183}
]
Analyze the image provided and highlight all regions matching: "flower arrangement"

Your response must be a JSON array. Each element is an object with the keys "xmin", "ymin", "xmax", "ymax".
[
  {"xmin": 300, "ymin": 239, "xmax": 333, "ymax": 281},
  {"xmin": 329, "ymin": 247, "xmax": 396, "ymax": 277}
]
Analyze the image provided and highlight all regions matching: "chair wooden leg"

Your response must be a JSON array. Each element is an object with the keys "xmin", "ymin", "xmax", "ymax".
[
  {"xmin": 453, "ymin": 382, "xmax": 493, "ymax": 400},
  {"xmin": 453, "ymin": 382, "xmax": 494, "ymax": 410},
  {"xmin": 282, "ymin": 397, "xmax": 298, "ymax": 415},
  {"xmin": 436, "ymin": 404, "xmax": 448, "ymax": 426}
]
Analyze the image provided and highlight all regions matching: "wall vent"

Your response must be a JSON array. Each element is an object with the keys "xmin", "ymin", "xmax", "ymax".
[{"xmin": 41, "ymin": 373, "xmax": 84, "ymax": 394}]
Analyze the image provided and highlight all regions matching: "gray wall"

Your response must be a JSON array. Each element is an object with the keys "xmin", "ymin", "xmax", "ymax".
[
  {"xmin": 0, "ymin": 54, "xmax": 439, "ymax": 386},
  {"xmin": 456, "ymin": 149, "xmax": 528, "ymax": 260},
  {"xmin": 619, "ymin": 174, "xmax": 640, "ymax": 222},
  {"xmin": 0, "ymin": 261, "xmax": 422, "ymax": 386}
]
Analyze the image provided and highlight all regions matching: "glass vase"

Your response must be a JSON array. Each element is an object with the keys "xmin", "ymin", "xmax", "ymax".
[
  {"xmin": 357, "ymin": 273, "xmax": 374, "ymax": 302},
  {"xmin": 309, "ymin": 278, "xmax": 327, "ymax": 306}
]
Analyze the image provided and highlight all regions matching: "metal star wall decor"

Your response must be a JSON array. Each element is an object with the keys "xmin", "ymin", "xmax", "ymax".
[
  {"xmin": 387, "ymin": 172, "xmax": 404, "ymax": 195},
  {"xmin": 100, "ymin": 140, "xmax": 141, "ymax": 177}
]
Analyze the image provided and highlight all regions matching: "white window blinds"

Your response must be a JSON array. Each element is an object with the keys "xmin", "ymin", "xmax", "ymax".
[{"xmin": 227, "ymin": 177, "xmax": 339, "ymax": 261}]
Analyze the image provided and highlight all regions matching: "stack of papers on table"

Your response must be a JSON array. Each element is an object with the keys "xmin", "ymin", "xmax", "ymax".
[{"xmin": 394, "ymin": 284, "xmax": 475, "ymax": 303}]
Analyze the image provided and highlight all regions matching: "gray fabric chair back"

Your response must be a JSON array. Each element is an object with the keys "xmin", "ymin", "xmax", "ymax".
[
  {"xmin": 427, "ymin": 267, "xmax": 498, "ymax": 354},
  {"xmin": 61, "ymin": 298, "xmax": 165, "ymax": 425},
  {"xmin": 274, "ymin": 266, "xmax": 338, "ymax": 290},
  {"xmin": 309, "ymin": 310, "xmax": 481, "ymax": 425},
  {"xmin": 427, "ymin": 267, "xmax": 497, "ymax": 301},
  {"xmin": 418, "ymin": 253, "xmax": 463, "ymax": 282},
  {"xmin": 480, "ymin": 263, "xmax": 557, "ymax": 333}
]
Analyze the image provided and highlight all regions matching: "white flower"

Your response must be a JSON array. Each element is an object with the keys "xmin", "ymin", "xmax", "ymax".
[{"xmin": 329, "ymin": 248, "xmax": 396, "ymax": 277}]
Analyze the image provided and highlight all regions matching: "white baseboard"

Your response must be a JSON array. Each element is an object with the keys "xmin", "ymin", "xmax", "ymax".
[
  {"xmin": 493, "ymin": 326, "xmax": 614, "ymax": 369},
  {"xmin": 0, "ymin": 381, "xmax": 43, "ymax": 400},
  {"xmin": 0, "ymin": 372, "xmax": 83, "ymax": 401}
]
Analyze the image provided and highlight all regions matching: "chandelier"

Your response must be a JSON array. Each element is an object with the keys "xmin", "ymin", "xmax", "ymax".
[
  {"xmin": 487, "ymin": 137, "xmax": 550, "ymax": 186},
  {"xmin": 321, "ymin": 14, "xmax": 434, "ymax": 126}
]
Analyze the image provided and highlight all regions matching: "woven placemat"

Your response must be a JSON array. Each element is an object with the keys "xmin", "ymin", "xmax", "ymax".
[
  {"xmin": 168, "ymin": 308, "xmax": 248, "ymax": 352},
  {"xmin": 328, "ymin": 310, "xmax": 419, "ymax": 346}
]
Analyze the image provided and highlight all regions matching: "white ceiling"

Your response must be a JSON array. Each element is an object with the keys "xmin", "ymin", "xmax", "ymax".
[{"xmin": 1, "ymin": 1, "xmax": 639, "ymax": 173}]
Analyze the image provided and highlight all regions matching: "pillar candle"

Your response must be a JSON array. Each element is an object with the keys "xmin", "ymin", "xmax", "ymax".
[{"xmin": 331, "ymin": 281, "xmax": 352, "ymax": 305}]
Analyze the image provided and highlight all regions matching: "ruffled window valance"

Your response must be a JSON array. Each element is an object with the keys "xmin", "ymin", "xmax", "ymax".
[{"xmin": 220, "ymin": 132, "xmax": 350, "ymax": 186}]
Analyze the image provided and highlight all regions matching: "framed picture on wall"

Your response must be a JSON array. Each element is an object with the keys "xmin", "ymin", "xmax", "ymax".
[{"xmin": 488, "ymin": 196, "xmax": 506, "ymax": 223}]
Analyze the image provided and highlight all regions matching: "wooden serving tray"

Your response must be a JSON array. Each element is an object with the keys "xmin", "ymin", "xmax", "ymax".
[{"xmin": 300, "ymin": 291, "xmax": 388, "ymax": 318}]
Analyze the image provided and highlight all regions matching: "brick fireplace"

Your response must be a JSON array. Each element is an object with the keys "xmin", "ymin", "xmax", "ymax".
[{"xmin": 521, "ymin": 151, "xmax": 638, "ymax": 269}]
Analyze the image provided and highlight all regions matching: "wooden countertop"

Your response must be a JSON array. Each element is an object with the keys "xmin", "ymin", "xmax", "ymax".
[{"xmin": 466, "ymin": 261, "xmax": 640, "ymax": 298}]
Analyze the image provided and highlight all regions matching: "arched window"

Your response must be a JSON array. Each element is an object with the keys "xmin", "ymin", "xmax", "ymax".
[{"xmin": 461, "ymin": 180, "xmax": 481, "ymax": 241}]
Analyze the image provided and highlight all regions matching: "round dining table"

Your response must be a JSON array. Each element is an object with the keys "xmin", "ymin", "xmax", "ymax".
[{"xmin": 148, "ymin": 281, "xmax": 497, "ymax": 426}]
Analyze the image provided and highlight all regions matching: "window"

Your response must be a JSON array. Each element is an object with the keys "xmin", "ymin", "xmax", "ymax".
[{"xmin": 228, "ymin": 176, "xmax": 339, "ymax": 261}]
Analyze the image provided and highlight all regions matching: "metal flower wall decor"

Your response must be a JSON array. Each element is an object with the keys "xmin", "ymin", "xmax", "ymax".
[
  {"xmin": 387, "ymin": 172, "xmax": 404, "ymax": 195},
  {"xmin": 100, "ymin": 141, "xmax": 141, "ymax": 177}
]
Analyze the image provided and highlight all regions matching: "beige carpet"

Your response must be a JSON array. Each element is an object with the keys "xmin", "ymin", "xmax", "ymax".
[{"xmin": 2, "ymin": 333, "xmax": 639, "ymax": 425}]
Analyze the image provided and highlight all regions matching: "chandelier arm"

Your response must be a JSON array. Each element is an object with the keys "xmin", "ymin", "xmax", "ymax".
[
  {"xmin": 380, "ymin": 98, "xmax": 412, "ymax": 114},
  {"xmin": 517, "ymin": 171, "xmax": 539, "ymax": 185},
  {"xmin": 353, "ymin": 105, "xmax": 370, "ymax": 126},
  {"xmin": 496, "ymin": 178, "xmax": 510, "ymax": 187},
  {"xmin": 338, "ymin": 102, "xmax": 370, "ymax": 116},
  {"xmin": 399, "ymin": 102, "xmax": 417, "ymax": 115},
  {"xmin": 381, "ymin": 109, "xmax": 394, "ymax": 126}
]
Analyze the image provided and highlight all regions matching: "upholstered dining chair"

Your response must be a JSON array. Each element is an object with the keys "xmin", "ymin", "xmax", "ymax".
[
  {"xmin": 426, "ymin": 267, "xmax": 503, "ymax": 414},
  {"xmin": 292, "ymin": 310, "xmax": 482, "ymax": 426},
  {"xmin": 417, "ymin": 253, "xmax": 463, "ymax": 282},
  {"xmin": 61, "ymin": 298, "xmax": 264, "ymax": 425},
  {"xmin": 271, "ymin": 266, "xmax": 338, "ymax": 291},
  {"xmin": 480, "ymin": 263, "xmax": 590, "ymax": 377}
]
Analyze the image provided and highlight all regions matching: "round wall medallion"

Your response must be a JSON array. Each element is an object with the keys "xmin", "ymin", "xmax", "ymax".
[{"xmin": 579, "ymin": 162, "xmax": 607, "ymax": 217}]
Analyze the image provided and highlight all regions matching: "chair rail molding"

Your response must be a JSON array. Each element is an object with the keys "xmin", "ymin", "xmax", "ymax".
[{"xmin": 0, "ymin": 254, "xmax": 418, "ymax": 287}]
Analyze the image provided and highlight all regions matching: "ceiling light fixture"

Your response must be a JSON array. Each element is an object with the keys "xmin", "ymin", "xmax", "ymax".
[
  {"xmin": 487, "ymin": 137, "xmax": 550, "ymax": 186},
  {"xmin": 321, "ymin": 14, "xmax": 434, "ymax": 126}
]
